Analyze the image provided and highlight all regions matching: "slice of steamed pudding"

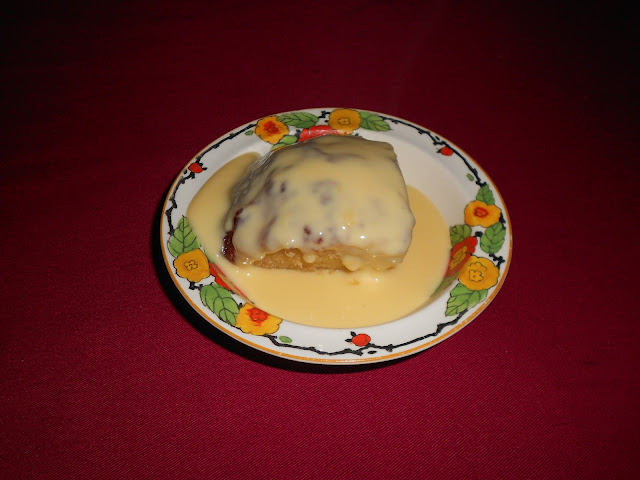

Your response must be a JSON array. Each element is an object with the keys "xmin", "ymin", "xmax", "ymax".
[{"xmin": 222, "ymin": 135, "xmax": 416, "ymax": 272}]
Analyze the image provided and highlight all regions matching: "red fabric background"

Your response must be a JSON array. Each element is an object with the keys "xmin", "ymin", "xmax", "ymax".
[{"xmin": 2, "ymin": 1, "xmax": 638, "ymax": 478}]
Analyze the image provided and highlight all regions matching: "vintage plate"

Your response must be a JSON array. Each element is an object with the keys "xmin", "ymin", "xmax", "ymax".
[{"xmin": 160, "ymin": 108, "xmax": 512, "ymax": 365}]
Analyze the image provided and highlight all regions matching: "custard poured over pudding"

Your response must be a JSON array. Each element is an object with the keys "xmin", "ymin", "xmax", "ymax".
[
  {"xmin": 187, "ymin": 136, "xmax": 451, "ymax": 328},
  {"xmin": 222, "ymin": 135, "xmax": 416, "ymax": 272}
]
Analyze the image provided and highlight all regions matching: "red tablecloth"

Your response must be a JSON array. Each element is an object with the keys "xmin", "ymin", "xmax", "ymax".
[{"xmin": 2, "ymin": 1, "xmax": 639, "ymax": 478}]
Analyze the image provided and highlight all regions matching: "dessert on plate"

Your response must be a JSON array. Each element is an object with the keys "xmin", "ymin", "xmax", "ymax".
[{"xmin": 222, "ymin": 135, "xmax": 416, "ymax": 272}]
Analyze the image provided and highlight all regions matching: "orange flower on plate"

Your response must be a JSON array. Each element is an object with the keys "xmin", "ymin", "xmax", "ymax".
[
  {"xmin": 236, "ymin": 303, "xmax": 282, "ymax": 335},
  {"xmin": 464, "ymin": 200, "xmax": 501, "ymax": 228},
  {"xmin": 174, "ymin": 249, "xmax": 210, "ymax": 283},
  {"xmin": 458, "ymin": 255, "xmax": 499, "ymax": 291},
  {"xmin": 328, "ymin": 108, "xmax": 361, "ymax": 134},
  {"xmin": 255, "ymin": 116, "xmax": 288, "ymax": 144},
  {"xmin": 445, "ymin": 236, "xmax": 477, "ymax": 277}
]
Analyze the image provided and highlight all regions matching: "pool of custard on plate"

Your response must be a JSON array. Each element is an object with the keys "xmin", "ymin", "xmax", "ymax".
[{"xmin": 187, "ymin": 152, "xmax": 450, "ymax": 329}]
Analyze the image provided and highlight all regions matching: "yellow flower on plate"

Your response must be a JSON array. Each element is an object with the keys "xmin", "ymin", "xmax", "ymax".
[
  {"xmin": 174, "ymin": 249, "xmax": 210, "ymax": 283},
  {"xmin": 458, "ymin": 255, "xmax": 499, "ymax": 291},
  {"xmin": 255, "ymin": 116, "xmax": 289, "ymax": 144},
  {"xmin": 328, "ymin": 108, "xmax": 361, "ymax": 134},
  {"xmin": 236, "ymin": 303, "xmax": 282, "ymax": 335},
  {"xmin": 464, "ymin": 200, "xmax": 501, "ymax": 228}
]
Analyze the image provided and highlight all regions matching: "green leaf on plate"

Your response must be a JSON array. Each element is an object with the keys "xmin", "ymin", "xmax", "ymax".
[
  {"xmin": 272, "ymin": 135, "xmax": 298, "ymax": 149},
  {"xmin": 467, "ymin": 173, "xmax": 474, "ymax": 181},
  {"xmin": 201, "ymin": 284, "xmax": 239, "ymax": 326},
  {"xmin": 278, "ymin": 112, "xmax": 318, "ymax": 128},
  {"xmin": 450, "ymin": 224, "xmax": 472, "ymax": 246},
  {"xmin": 445, "ymin": 283, "xmax": 488, "ymax": 316},
  {"xmin": 279, "ymin": 336, "xmax": 292, "ymax": 344},
  {"xmin": 480, "ymin": 222, "xmax": 506, "ymax": 254},
  {"xmin": 432, "ymin": 274, "xmax": 457, "ymax": 297},
  {"xmin": 476, "ymin": 184, "xmax": 495, "ymax": 205},
  {"xmin": 359, "ymin": 111, "xmax": 391, "ymax": 131},
  {"xmin": 168, "ymin": 216, "xmax": 200, "ymax": 257}
]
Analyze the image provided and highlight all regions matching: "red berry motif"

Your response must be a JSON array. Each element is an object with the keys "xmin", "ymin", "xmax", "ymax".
[
  {"xmin": 209, "ymin": 262, "xmax": 233, "ymax": 291},
  {"xmin": 188, "ymin": 163, "xmax": 203, "ymax": 173},
  {"xmin": 299, "ymin": 125, "xmax": 340, "ymax": 142},
  {"xmin": 351, "ymin": 333, "xmax": 371, "ymax": 347},
  {"xmin": 439, "ymin": 146, "xmax": 453, "ymax": 156}
]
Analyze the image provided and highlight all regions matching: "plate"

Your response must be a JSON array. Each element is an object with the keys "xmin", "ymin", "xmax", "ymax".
[{"xmin": 160, "ymin": 108, "xmax": 512, "ymax": 365}]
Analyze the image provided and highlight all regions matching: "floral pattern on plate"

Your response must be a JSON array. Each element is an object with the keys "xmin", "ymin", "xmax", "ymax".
[{"xmin": 161, "ymin": 108, "xmax": 511, "ymax": 364}]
